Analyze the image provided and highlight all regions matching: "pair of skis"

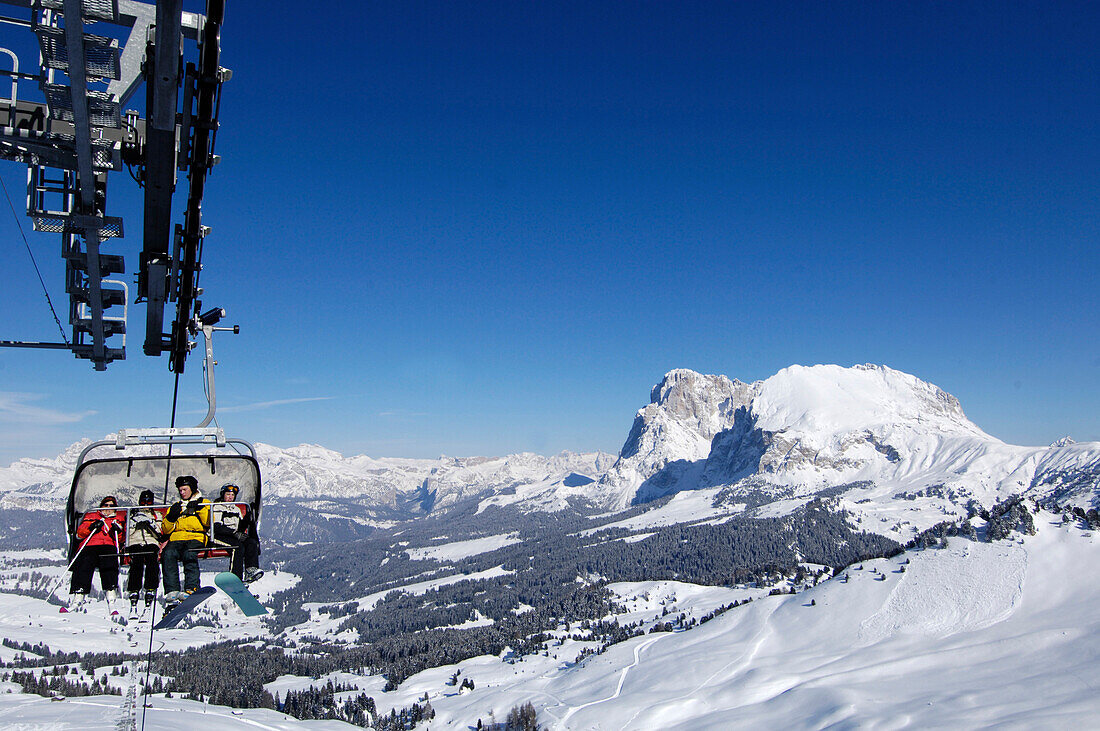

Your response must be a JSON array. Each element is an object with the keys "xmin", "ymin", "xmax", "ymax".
[{"xmin": 152, "ymin": 572, "xmax": 267, "ymax": 630}]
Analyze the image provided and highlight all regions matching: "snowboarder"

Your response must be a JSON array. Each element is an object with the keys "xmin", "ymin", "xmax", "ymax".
[
  {"xmin": 211, "ymin": 483, "xmax": 263, "ymax": 583},
  {"xmin": 160, "ymin": 475, "xmax": 210, "ymax": 606},
  {"xmin": 68, "ymin": 495, "xmax": 125, "ymax": 612},
  {"xmin": 125, "ymin": 489, "xmax": 164, "ymax": 614}
]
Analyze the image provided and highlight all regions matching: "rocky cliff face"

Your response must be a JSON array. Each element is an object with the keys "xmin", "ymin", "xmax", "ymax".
[{"xmin": 597, "ymin": 370, "xmax": 759, "ymax": 508}]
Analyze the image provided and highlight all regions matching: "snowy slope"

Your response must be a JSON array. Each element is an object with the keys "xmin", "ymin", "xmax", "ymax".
[
  {"xmin": 387, "ymin": 512, "xmax": 1100, "ymax": 728},
  {"xmin": 0, "ymin": 691, "xmax": 356, "ymax": 730},
  {"xmin": 3, "ymin": 514, "xmax": 1099, "ymax": 727}
]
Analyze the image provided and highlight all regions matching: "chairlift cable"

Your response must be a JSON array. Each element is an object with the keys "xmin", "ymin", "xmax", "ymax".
[
  {"xmin": 139, "ymin": 371, "xmax": 183, "ymax": 731},
  {"xmin": 0, "ymin": 174, "xmax": 70, "ymax": 346}
]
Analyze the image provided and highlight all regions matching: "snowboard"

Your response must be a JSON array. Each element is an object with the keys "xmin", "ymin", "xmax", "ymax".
[
  {"xmin": 153, "ymin": 586, "xmax": 216, "ymax": 629},
  {"xmin": 215, "ymin": 571, "xmax": 268, "ymax": 617}
]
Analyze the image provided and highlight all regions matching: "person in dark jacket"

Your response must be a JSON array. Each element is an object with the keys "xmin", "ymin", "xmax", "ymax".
[
  {"xmin": 125, "ymin": 489, "xmax": 164, "ymax": 612},
  {"xmin": 69, "ymin": 495, "xmax": 125, "ymax": 612},
  {"xmin": 160, "ymin": 475, "xmax": 210, "ymax": 603},
  {"xmin": 212, "ymin": 483, "xmax": 263, "ymax": 583}
]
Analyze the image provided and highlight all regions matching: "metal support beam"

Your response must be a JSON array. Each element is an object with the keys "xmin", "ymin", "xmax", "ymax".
[
  {"xmin": 140, "ymin": 0, "xmax": 181, "ymax": 357},
  {"xmin": 169, "ymin": 0, "xmax": 223, "ymax": 374},
  {"xmin": 62, "ymin": 0, "xmax": 109, "ymax": 368}
]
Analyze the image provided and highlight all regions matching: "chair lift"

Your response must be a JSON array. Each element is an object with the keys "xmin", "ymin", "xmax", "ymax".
[{"xmin": 64, "ymin": 311, "xmax": 259, "ymax": 565}]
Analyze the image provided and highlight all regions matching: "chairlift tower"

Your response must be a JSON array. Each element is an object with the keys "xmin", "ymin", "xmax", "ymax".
[{"xmin": 0, "ymin": 0, "xmax": 230, "ymax": 372}]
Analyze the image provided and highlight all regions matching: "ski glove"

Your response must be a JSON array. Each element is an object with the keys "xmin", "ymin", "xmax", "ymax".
[
  {"xmin": 165, "ymin": 503, "xmax": 182, "ymax": 522},
  {"xmin": 89, "ymin": 519, "xmax": 105, "ymax": 532}
]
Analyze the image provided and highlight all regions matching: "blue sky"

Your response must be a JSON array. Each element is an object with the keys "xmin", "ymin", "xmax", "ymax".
[{"xmin": 1, "ymin": 1, "xmax": 1097, "ymax": 465}]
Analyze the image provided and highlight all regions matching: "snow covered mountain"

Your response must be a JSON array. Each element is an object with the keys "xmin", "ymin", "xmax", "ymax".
[
  {"xmin": 1, "ymin": 363, "xmax": 1099, "ymax": 728},
  {"xmin": 0, "ymin": 435, "xmax": 615, "ymax": 523},
  {"xmin": 1, "ymin": 363, "xmax": 1096, "ymax": 542},
  {"xmin": 596, "ymin": 364, "xmax": 1100, "ymax": 528}
]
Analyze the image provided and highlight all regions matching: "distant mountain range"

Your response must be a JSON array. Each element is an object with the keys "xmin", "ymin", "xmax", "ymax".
[
  {"xmin": 3, "ymin": 365, "xmax": 1100, "ymax": 728},
  {"xmin": 1, "ymin": 364, "xmax": 1097, "ymax": 543}
]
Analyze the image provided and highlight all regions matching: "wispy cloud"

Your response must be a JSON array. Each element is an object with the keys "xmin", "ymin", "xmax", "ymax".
[
  {"xmin": 378, "ymin": 410, "xmax": 429, "ymax": 418},
  {"xmin": 193, "ymin": 396, "xmax": 335, "ymax": 415},
  {"xmin": 0, "ymin": 392, "xmax": 96, "ymax": 424}
]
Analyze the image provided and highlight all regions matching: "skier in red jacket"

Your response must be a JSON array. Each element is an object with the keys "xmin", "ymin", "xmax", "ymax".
[{"xmin": 69, "ymin": 495, "xmax": 126, "ymax": 612}]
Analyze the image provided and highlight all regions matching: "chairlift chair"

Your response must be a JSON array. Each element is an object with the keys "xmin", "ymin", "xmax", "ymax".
[{"xmin": 65, "ymin": 427, "xmax": 262, "ymax": 564}]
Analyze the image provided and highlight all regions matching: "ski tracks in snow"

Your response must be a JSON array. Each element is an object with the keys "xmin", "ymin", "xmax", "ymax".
[
  {"xmin": 859, "ymin": 541, "xmax": 1026, "ymax": 644},
  {"xmin": 554, "ymin": 604, "xmax": 779, "ymax": 730},
  {"xmin": 554, "ymin": 633, "xmax": 668, "ymax": 729}
]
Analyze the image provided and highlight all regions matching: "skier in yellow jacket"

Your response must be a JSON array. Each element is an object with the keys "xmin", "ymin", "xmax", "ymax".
[{"xmin": 160, "ymin": 475, "xmax": 210, "ymax": 604}]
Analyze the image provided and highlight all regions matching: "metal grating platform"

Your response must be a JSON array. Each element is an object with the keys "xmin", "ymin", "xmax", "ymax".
[
  {"xmin": 43, "ymin": 84, "xmax": 120, "ymax": 128},
  {"xmin": 33, "ymin": 213, "xmax": 124, "ymax": 238},
  {"xmin": 51, "ymin": 133, "xmax": 119, "ymax": 169},
  {"xmin": 36, "ymin": 27, "xmax": 121, "ymax": 80},
  {"xmin": 35, "ymin": 0, "xmax": 119, "ymax": 23},
  {"xmin": 0, "ymin": 138, "xmax": 117, "ymax": 171}
]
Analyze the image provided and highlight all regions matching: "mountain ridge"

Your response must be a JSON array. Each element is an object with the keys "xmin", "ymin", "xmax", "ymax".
[{"xmin": 0, "ymin": 363, "xmax": 1096, "ymax": 542}]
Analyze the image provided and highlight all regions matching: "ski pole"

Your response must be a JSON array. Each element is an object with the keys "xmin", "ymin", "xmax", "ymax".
[
  {"xmin": 45, "ymin": 528, "xmax": 98, "ymax": 604},
  {"xmin": 112, "ymin": 521, "xmax": 122, "ymax": 594}
]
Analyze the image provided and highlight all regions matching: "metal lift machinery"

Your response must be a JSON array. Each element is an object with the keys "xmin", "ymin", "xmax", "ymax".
[{"xmin": 0, "ymin": 0, "xmax": 232, "ymax": 372}]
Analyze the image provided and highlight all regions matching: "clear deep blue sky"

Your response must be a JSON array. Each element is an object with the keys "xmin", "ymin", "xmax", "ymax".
[{"xmin": 1, "ymin": 1, "xmax": 1097, "ymax": 465}]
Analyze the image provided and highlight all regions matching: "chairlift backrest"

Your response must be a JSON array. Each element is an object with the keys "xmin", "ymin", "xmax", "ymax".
[{"xmin": 67, "ymin": 453, "xmax": 261, "ymax": 542}]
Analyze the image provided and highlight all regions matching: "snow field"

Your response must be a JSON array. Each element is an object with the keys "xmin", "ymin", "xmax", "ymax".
[
  {"xmin": 287, "ymin": 565, "xmax": 514, "ymax": 644},
  {"xmin": 0, "ymin": 691, "xmax": 360, "ymax": 729},
  {"xmin": 577, "ymin": 487, "xmax": 743, "ymax": 536},
  {"xmin": 0, "ymin": 565, "xmax": 298, "ymax": 655},
  {"xmin": 404, "ymin": 532, "xmax": 521, "ymax": 562},
  {"xmin": 518, "ymin": 513, "xmax": 1100, "ymax": 728},
  {"xmin": 3, "ymin": 512, "xmax": 1100, "ymax": 729}
]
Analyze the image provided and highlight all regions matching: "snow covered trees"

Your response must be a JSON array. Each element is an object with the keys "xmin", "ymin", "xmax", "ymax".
[{"xmin": 985, "ymin": 496, "xmax": 1036, "ymax": 541}]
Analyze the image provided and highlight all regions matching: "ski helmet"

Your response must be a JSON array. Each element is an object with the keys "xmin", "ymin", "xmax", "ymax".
[
  {"xmin": 138, "ymin": 489, "xmax": 155, "ymax": 505},
  {"xmin": 175, "ymin": 475, "xmax": 199, "ymax": 490}
]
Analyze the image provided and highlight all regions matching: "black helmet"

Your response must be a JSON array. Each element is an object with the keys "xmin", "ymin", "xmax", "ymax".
[
  {"xmin": 220, "ymin": 483, "xmax": 240, "ymax": 499},
  {"xmin": 175, "ymin": 475, "xmax": 198, "ymax": 490},
  {"xmin": 138, "ymin": 489, "xmax": 155, "ymax": 505}
]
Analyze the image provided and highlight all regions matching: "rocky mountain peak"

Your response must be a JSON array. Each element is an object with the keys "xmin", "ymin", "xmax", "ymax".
[
  {"xmin": 645, "ymin": 369, "xmax": 759, "ymax": 445},
  {"xmin": 600, "ymin": 363, "xmax": 1011, "ymax": 509},
  {"xmin": 597, "ymin": 370, "xmax": 760, "ymax": 508}
]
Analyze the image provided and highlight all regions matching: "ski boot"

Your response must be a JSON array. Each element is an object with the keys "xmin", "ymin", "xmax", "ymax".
[
  {"xmin": 162, "ymin": 590, "xmax": 184, "ymax": 611},
  {"xmin": 128, "ymin": 592, "xmax": 140, "ymax": 619},
  {"xmin": 105, "ymin": 590, "xmax": 121, "ymax": 619},
  {"xmin": 60, "ymin": 591, "xmax": 88, "ymax": 614}
]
